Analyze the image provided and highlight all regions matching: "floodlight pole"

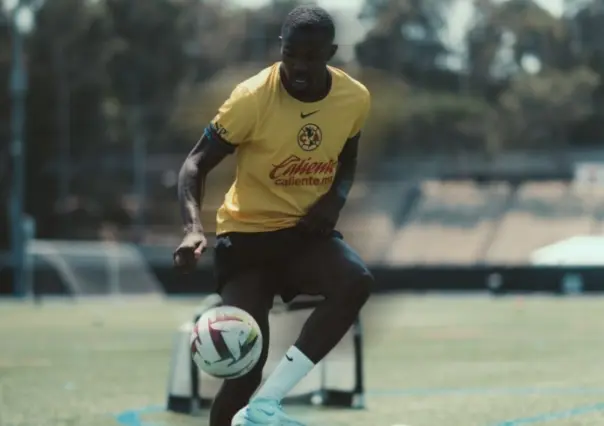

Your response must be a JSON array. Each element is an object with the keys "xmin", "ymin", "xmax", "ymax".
[{"xmin": 8, "ymin": 6, "xmax": 28, "ymax": 297}]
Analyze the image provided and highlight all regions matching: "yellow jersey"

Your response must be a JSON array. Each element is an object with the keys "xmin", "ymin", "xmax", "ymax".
[{"xmin": 211, "ymin": 62, "xmax": 371, "ymax": 235}]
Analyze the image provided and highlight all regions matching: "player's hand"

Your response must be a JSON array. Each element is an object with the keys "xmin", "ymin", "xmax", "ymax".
[
  {"xmin": 297, "ymin": 193, "xmax": 344, "ymax": 237},
  {"xmin": 173, "ymin": 231, "xmax": 207, "ymax": 273}
]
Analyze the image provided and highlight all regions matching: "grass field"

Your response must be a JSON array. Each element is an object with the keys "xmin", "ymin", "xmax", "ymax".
[{"xmin": 1, "ymin": 294, "xmax": 604, "ymax": 426}]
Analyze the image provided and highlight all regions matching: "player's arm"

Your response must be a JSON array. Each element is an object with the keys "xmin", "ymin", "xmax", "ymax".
[
  {"xmin": 328, "ymin": 87, "xmax": 370, "ymax": 211},
  {"xmin": 330, "ymin": 132, "xmax": 360, "ymax": 207},
  {"xmin": 178, "ymin": 84, "xmax": 254, "ymax": 234},
  {"xmin": 178, "ymin": 128, "xmax": 235, "ymax": 234},
  {"xmin": 329, "ymin": 86, "xmax": 370, "ymax": 210},
  {"xmin": 174, "ymin": 84, "xmax": 255, "ymax": 270},
  {"xmin": 298, "ymin": 87, "xmax": 370, "ymax": 236},
  {"xmin": 297, "ymin": 132, "xmax": 360, "ymax": 237}
]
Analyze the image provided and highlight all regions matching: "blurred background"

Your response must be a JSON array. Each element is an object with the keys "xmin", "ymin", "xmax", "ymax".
[
  {"xmin": 5, "ymin": 2, "xmax": 604, "ymax": 425},
  {"xmin": 3, "ymin": 0, "xmax": 604, "ymax": 297}
]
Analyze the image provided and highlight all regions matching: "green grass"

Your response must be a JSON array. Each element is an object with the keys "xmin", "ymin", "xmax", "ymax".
[{"xmin": 1, "ymin": 294, "xmax": 604, "ymax": 426}]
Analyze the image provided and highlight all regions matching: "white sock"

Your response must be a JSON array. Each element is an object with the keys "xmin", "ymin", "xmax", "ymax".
[{"xmin": 253, "ymin": 345, "xmax": 315, "ymax": 402}]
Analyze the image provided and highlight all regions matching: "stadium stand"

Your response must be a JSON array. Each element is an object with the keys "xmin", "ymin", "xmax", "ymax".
[
  {"xmin": 339, "ymin": 182, "xmax": 421, "ymax": 263},
  {"xmin": 484, "ymin": 181, "xmax": 602, "ymax": 264},
  {"xmin": 584, "ymin": 186, "xmax": 604, "ymax": 235},
  {"xmin": 385, "ymin": 181, "xmax": 512, "ymax": 264}
]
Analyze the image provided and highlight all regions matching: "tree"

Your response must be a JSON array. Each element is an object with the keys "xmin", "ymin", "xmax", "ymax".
[
  {"xmin": 466, "ymin": 0, "xmax": 573, "ymax": 92},
  {"xmin": 570, "ymin": 1, "xmax": 604, "ymax": 93},
  {"xmin": 0, "ymin": 9, "xmax": 10, "ymax": 250},
  {"xmin": 105, "ymin": 0, "xmax": 190, "ymax": 150},
  {"xmin": 24, "ymin": 0, "xmax": 115, "ymax": 236},
  {"xmin": 355, "ymin": 0, "xmax": 454, "ymax": 87},
  {"xmin": 464, "ymin": 0, "xmax": 602, "ymax": 150},
  {"xmin": 351, "ymin": 0, "xmax": 494, "ymax": 161},
  {"xmin": 0, "ymin": 7, "xmax": 10, "ymax": 176},
  {"xmin": 495, "ymin": 66, "xmax": 599, "ymax": 150}
]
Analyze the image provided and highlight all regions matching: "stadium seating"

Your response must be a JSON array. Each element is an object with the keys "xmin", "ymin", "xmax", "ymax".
[
  {"xmin": 385, "ymin": 181, "xmax": 511, "ymax": 264},
  {"xmin": 485, "ymin": 181, "xmax": 600, "ymax": 264},
  {"xmin": 339, "ymin": 182, "xmax": 420, "ymax": 263}
]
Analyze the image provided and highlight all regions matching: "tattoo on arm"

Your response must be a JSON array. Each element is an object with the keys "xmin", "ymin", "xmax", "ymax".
[{"xmin": 177, "ymin": 127, "xmax": 235, "ymax": 233}]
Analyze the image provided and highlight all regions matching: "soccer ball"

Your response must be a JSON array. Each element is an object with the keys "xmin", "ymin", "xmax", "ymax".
[{"xmin": 190, "ymin": 305, "xmax": 263, "ymax": 379}]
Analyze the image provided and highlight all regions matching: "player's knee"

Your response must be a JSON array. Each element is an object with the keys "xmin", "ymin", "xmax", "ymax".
[
  {"xmin": 354, "ymin": 270, "xmax": 373, "ymax": 304},
  {"xmin": 339, "ymin": 270, "xmax": 372, "ymax": 309}
]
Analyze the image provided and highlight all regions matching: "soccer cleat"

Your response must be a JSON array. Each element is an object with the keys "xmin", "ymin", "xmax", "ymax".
[{"xmin": 231, "ymin": 398, "xmax": 306, "ymax": 426}]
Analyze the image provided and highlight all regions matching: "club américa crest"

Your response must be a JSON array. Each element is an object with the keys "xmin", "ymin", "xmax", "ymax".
[{"xmin": 297, "ymin": 123, "xmax": 322, "ymax": 152}]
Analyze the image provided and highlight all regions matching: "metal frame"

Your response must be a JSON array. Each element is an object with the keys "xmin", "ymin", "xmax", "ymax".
[{"xmin": 167, "ymin": 299, "xmax": 365, "ymax": 414}]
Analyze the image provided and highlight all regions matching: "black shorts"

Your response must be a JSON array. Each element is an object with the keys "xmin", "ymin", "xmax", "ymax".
[{"xmin": 213, "ymin": 227, "xmax": 369, "ymax": 304}]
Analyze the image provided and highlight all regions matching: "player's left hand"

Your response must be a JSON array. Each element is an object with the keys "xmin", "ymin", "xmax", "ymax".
[{"xmin": 297, "ymin": 193, "xmax": 344, "ymax": 237}]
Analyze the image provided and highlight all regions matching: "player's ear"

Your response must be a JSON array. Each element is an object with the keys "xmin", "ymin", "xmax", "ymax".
[{"xmin": 328, "ymin": 44, "xmax": 338, "ymax": 61}]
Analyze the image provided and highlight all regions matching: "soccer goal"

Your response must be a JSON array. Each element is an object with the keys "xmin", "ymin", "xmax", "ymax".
[
  {"xmin": 24, "ymin": 239, "xmax": 164, "ymax": 299},
  {"xmin": 166, "ymin": 297, "xmax": 366, "ymax": 414}
]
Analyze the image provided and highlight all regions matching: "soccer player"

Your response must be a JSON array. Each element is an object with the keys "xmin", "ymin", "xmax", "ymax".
[{"xmin": 174, "ymin": 5, "xmax": 372, "ymax": 426}]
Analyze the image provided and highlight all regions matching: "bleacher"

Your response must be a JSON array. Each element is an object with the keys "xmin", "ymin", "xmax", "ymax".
[
  {"xmin": 383, "ymin": 180, "xmax": 511, "ymax": 265},
  {"xmin": 485, "ymin": 182, "xmax": 602, "ymax": 264},
  {"xmin": 339, "ymin": 182, "xmax": 420, "ymax": 263},
  {"xmin": 368, "ymin": 180, "xmax": 604, "ymax": 266},
  {"xmin": 138, "ymin": 176, "xmax": 604, "ymax": 267}
]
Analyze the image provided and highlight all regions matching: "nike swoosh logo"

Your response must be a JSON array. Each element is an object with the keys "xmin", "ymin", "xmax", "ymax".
[
  {"xmin": 285, "ymin": 354, "xmax": 293, "ymax": 361},
  {"xmin": 300, "ymin": 110, "xmax": 319, "ymax": 119},
  {"xmin": 259, "ymin": 408, "xmax": 275, "ymax": 416}
]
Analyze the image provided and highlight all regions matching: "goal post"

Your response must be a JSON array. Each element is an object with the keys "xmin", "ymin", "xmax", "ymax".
[{"xmin": 24, "ymin": 239, "xmax": 164, "ymax": 299}]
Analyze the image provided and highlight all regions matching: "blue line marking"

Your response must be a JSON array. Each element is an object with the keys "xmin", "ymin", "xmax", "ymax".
[
  {"xmin": 115, "ymin": 405, "xmax": 163, "ymax": 426},
  {"xmin": 114, "ymin": 389, "xmax": 604, "ymax": 426},
  {"xmin": 492, "ymin": 403, "xmax": 604, "ymax": 425}
]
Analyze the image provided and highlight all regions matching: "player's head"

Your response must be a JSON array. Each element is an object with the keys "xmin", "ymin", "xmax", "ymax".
[{"xmin": 280, "ymin": 5, "xmax": 338, "ymax": 93}]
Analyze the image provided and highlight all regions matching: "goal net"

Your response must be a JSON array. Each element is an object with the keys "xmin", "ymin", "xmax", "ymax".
[
  {"xmin": 24, "ymin": 239, "xmax": 164, "ymax": 298},
  {"xmin": 167, "ymin": 300, "xmax": 365, "ymax": 413}
]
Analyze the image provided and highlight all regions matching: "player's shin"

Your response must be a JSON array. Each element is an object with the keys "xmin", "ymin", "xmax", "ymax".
[
  {"xmin": 295, "ymin": 273, "xmax": 371, "ymax": 363},
  {"xmin": 254, "ymin": 273, "xmax": 372, "ymax": 402},
  {"xmin": 211, "ymin": 372, "xmax": 263, "ymax": 426},
  {"xmin": 253, "ymin": 345, "xmax": 315, "ymax": 402}
]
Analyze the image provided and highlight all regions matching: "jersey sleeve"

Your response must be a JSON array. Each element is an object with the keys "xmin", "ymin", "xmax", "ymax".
[
  {"xmin": 349, "ymin": 89, "xmax": 371, "ymax": 139},
  {"xmin": 210, "ymin": 85, "xmax": 257, "ymax": 146}
]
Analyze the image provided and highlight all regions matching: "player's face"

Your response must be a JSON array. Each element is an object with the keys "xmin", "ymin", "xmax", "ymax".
[{"xmin": 280, "ymin": 29, "xmax": 337, "ymax": 93}]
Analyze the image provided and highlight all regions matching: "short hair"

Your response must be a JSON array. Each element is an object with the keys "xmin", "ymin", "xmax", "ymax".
[{"xmin": 282, "ymin": 5, "xmax": 336, "ymax": 42}]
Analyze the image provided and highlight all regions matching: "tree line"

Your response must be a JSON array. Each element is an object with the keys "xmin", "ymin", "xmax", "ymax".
[{"xmin": 2, "ymin": 0, "xmax": 604, "ymax": 241}]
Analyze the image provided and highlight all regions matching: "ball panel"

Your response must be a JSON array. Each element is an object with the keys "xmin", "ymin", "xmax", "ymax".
[
  {"xmin": 208, "ymin": 317, "xmax": 233, "ymax": 362},
  {"xmin": 191, "ymin": 305, "xmax": 263, "ymax": 380},
  {"xmin": 196, "ymin": 317, "xmax": 222, "ymax": 364}
]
